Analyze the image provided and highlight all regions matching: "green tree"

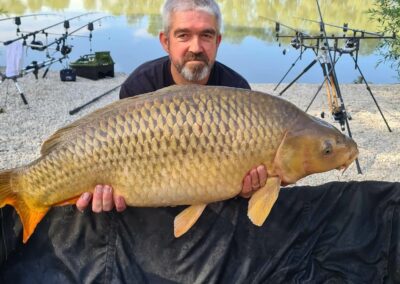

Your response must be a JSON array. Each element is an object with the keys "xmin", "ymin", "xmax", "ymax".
[{"xmin": 369, "ymin": 0, "xmax": 400, "ymax": 77}]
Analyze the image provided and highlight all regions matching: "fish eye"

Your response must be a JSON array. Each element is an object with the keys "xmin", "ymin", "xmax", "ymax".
[{"xmin": 323, "ymin": 141, "xmax": 333, "ymax": 155}]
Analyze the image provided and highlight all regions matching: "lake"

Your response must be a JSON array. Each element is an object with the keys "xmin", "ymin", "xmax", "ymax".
[{"xmin": 0, "ymin": 0, "xmax": 398, "ymax": 84}]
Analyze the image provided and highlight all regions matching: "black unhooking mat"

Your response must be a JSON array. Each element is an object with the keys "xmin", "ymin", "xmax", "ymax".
[{"xmin": 0, "ymin": 181, "xmax": 399, "ymax": 283}]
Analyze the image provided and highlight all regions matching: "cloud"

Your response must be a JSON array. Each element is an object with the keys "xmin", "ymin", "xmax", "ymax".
[{"xmin": 132, "ymin": 28, "xmax": 152, "ymax": 39}]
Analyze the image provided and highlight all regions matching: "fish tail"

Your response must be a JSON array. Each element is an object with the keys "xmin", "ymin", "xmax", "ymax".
[
  {"xmin": 0, "ymin": 169, "xmax": 49, "ymax": 243},
  {"xmin": 0, "ymin": 169, "xmax": 15, "ymax": 208}
]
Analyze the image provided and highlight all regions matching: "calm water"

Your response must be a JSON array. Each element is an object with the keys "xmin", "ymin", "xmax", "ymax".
[{"xmin": 0, "ymin": 0, "xmax": 398, "ymax": 84}]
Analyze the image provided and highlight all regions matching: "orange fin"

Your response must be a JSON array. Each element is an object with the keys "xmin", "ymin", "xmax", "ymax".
[
  {"xmin": 1, "ymin": 169, "xmax": 49, "ymax": 243},
  {"xmin": 174, "ymin": 204, "xmax": 207, "ymax": 238},
  {"xmin": 18, "ymin": 206, "xmax": 50, "ymax": 243},
  {"xmin": 0, "ymin": 169, "xmax": 14, "ymax": 208},
  {"xmin": 248, "ymin": 177, "xmax": 281, "ymax": 226}
]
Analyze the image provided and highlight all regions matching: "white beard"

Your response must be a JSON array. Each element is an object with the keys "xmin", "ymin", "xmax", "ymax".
[{"xmin": 180, "ymin": 63, "xmax": 210, "ymax": 82}]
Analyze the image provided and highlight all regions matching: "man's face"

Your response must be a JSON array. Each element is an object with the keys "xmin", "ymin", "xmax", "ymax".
[{"xmin": 160, "ymin": 10, "xmax": 221, "ymax": 84}]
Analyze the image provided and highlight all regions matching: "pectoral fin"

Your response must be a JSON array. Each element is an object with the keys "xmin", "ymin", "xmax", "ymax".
[
  {"xmin": 248, "ymin": 176, "xmax": 281, "ymax": 226},
  {"xmin": 174, "ymin": 204, "xmax": 207, "ymax": 238}
]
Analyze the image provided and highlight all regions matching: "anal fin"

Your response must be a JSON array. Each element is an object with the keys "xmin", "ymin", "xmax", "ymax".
[
  {"xmin": 23, "ymin": 208, "xmax": 49, "ymax": 243},
  {"xmin": 174, "ymin": 204, "xmax": 207, "ymax": 238},
  {"xmin": 14, "ymin": 201, "xmax": 49, "ymax": 243},
  {"xmin": 248, "ymin": 176, "xmax": 281, "ymax": 226}
]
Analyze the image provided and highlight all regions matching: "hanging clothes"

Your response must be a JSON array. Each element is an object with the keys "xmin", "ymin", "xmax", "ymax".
[{"xmin": 5, "ymin": 41, "xmax": 24, "ymax": 78}]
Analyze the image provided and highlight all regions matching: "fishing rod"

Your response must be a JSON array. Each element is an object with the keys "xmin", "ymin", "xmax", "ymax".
[
  {"xmin": 273, "ymin": 49, "xmax": 305, "ymax": 91},
  {"xmin": 69, "ymin": 84, "xmax": 122, "ymax": 115},
  {"xmin": 271, "ymin": 2, "xmax": 392, "ymax": 158},
  {"xmin": 271, "ymin": 15, "xmax": 395, "ymax": 49},
  {"xmin": 274, "ymin": 25, "xmax": 394, "ymax": 71},
  {"xmin": 260, "ymin": 15, "xmax": 324, "ymax": 68},
  {"xmin": 260, "ymin": 16, "xmax": 316, "ymax": 39},
  {"xmin": 315, "ymin": 0, "xmax": 348, "ymax": 128},
  {"xmin": 1, "ymin": 13, "xmax": 60, "ymax": 35},
  {"xmin": 3, "ymin": 12, "xmax": 96, "ymax": 46},
  {"xmin": 0, "ymin": 13, "xmax": 56, "ymax": 22},
  {"xmin": 23, "ymin": 55, "xmax": 68, "ymax": 79},
  {"xmin": 297, "ymin": 17, "xmax": 389, "ymax": 38},
  {"xmin": 35, "ymin": 15, "xmax": 110, "ymax": 54},
  {"xmin": 275, "ymin": 34, "xmax": 394, "ymax": 40},
  {"xmin": 18, "ymin": 30, "xmax": 90, "ymax": 38},
  {"xmin": 290, "ymin": 16, "xmax": 395, "ymax": 69},
  {"xmin": 315, "ymin": 0, "xmax": 362, "ymax": 174},
  {"xmin": 13, "ymin": 14, "xmax": 109, "ymax": 87},
  {"xmin": 0, "ymin": 55, "xmax": 68, "ymax": 106}
]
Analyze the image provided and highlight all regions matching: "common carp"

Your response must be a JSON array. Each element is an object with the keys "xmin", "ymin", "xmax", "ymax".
[{"xmin": 0, "ymin": 85, "xmax": 358, "ymax": 243}]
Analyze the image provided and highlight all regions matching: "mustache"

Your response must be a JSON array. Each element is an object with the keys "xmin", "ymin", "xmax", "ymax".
[{"xmin": 183, "ymin": 52, "xmax": 209, "ymax": 64}]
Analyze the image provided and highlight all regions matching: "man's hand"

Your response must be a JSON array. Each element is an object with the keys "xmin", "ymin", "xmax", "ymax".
[
  {"xmin": 76, "ymin": 185, "xmax": 126, "ymax": 213},
  {"xmin": 76, "ymin": 165, "xmax": 267, "ymax": 212},
  {"xmin": 240, "ymin": 165, "xmax": 267, "ymax": 198}
]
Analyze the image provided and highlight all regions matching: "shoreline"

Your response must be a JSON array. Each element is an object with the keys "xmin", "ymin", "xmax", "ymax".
[{"xmin": 0, "ymin": 72, "xmax": 399, "ymax": 186}]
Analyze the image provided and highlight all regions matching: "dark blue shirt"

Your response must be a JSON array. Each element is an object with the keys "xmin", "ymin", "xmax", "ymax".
[{"xmin": 119, "ymin": 56, "xmax": 250, "ymax": 99}]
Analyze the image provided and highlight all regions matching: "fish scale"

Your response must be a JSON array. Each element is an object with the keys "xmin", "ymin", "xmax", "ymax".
[
  {"xmin": 0, "ymin": 84, "xmax": 358, "ymax": 242},
  {"xmin": 28, "ymin": 87, "xmax": 274, "ymax": 204}
]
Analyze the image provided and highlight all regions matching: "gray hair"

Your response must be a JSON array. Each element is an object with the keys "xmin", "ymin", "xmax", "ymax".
[{"xmin": 162, "ymin": 0, "xmax": 222, "ymax": 35}]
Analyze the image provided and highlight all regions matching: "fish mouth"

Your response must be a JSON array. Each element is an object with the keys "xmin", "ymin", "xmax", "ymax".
[
  {"xmin": 336, "ymin": 163, "xmax": 351, "ymax": 173},
  {"xmin": 336, "ymin": 146, "xmax": 359, "ymax": 173}
]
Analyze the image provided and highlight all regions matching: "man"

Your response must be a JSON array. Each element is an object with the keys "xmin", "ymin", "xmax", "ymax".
[
  {"xmin": 76, "ymin": 0, "xmax": 267, "ymax": 213},
  {"xmin": 2, "ymin": 1, "xmax": 400, "ymax": 282}
]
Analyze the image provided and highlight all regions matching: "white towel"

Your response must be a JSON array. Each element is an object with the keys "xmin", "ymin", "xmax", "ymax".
[{"xmin": 5, "ymin": 41, "xmax": 24, "ymax": 77}]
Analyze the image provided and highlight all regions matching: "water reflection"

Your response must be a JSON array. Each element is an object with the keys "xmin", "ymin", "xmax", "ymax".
[
  {"xmin": 0, "ymin": 0, "xmax": 397, "ymax": 83},
  {"xmin": 0, "ymin": 0, "xmax": 380, "ymax": 37}
]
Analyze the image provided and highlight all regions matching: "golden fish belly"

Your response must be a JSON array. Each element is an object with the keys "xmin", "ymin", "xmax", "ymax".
[{"xmin": 18, "ymin": 85, "xmax": 298, "ymax": 208}]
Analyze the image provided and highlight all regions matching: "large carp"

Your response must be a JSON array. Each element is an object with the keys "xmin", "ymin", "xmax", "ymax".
[{"xmin": 0, "ymin": 85, "xmax": 358, "ymax": 243}]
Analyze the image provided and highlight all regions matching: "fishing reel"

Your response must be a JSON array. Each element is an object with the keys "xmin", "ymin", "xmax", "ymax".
[
  {"xmin": 342, "ymin": 38, "xmax": 358, "ymax": 53},
  {"xmin": 290, "ymin": 37, "xmax": 301, "ymax": 49},
  {"xmin": 25, "ymin": 61, "xmax": 40, "ymax": 79},
  {"xmin": 60, "ymin": 44, "xmax": 72, "ymax": 55},
  {"xmin": 321, "ymin": 107, "xmax": 349, "ymax": 131},
  {"xmin": 55, "ymin": 38, "xmax": 72, "ymax": 55},
  {"xmin": 332, "ymin": 107, "xmax": 347, "ymax": 131},
  {"xmin": 30, "ymin": 38, "xmax": 44, "ymax": 51}
]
